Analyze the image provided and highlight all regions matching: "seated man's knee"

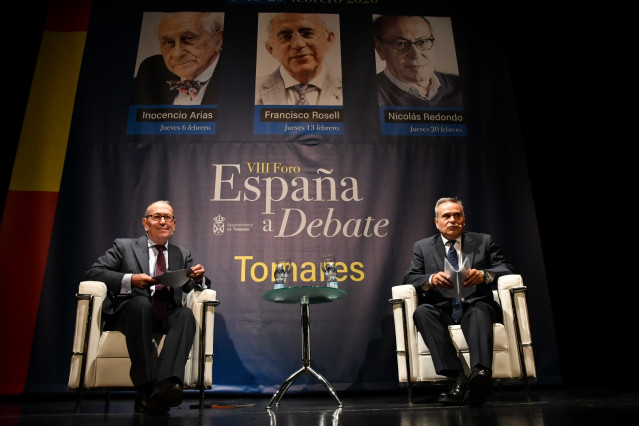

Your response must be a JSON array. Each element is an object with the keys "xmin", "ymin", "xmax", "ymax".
[
  {"xmin": 468, "ymin": 301, "xmax": 497, "ymax": 322},
  {"xmin": 174, "ymin": 307, "xmax": 197, "ymax": 331},
  {"xmin": 414, "ymin": 303, "xmax": 439, "ymax": 321},
  {"xmin": 127, "ymin": 296, "xmax": 154, "ymax": 316}
]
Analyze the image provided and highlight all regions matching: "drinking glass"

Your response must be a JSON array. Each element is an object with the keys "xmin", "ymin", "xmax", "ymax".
[
  {"xmin": 320, "ymin": 255, "xmax": 338, "ymax": 288},
  {"xmin": 274, "ymin": 258, "xmax": 291, "ymax": 289}
]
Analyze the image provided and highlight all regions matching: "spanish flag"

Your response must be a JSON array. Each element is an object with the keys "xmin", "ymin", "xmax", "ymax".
[{"xmin": 0, "ymin": 0, "xmax": 93, "ymax": 394}]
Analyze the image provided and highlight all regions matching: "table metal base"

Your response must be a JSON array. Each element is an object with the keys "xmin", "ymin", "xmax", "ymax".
[
  {"xmin": 267, "ymin": 364, "xmax": 342, "ymax": 409},
  {"xmin": 267, "ymin": 297, "xmax": 342, "ymax": 408}
]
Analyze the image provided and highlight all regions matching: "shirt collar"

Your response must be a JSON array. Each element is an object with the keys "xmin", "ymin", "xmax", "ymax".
[
  {"xmin": 441, "ymin": 235, "xmax": 460, "ymax": 247},
  {"xmin": 147, "ymin": 238, "xmax": 166, "ymax": 249},
  {"xmin": 183, "ymin": 55, "xmax": 219, "ymax": 84}
]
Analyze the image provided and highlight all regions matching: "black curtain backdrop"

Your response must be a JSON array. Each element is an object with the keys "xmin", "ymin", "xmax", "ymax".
[{"xmin": 9, "ymin": 1, "xmax": 622, "ymax": 393}]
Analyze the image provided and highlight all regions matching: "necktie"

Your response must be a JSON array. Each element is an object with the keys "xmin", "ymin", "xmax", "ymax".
[
  {"xmin": 167, "ymin": 80, "xmax": 201, "ymax": 101},
  {"xmin": 447, "ymin": 240, "xmax": 463, "ymax": 323},
  {"xmin": 153, "ymin": 245, "xmax": 172, "ymax": 319},
  {"xmin": 293, "ymin": 84, "xmax": 309, "ymax": 105},
  {"xmin": 154, "ymin": 244, "xmax": 167, "ymax": 276}
]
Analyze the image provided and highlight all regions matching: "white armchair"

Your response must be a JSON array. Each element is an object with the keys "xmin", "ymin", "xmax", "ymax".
[
  {"xmin": 389, "ymin": 274, "xmax": 536, "ymax": 404},
  {"xmin": 68, "ymin": 281, "xmax": 219, "ymax": 411}
]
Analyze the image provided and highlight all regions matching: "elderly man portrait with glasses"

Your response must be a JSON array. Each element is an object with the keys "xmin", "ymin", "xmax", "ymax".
[
  {"xmin": 255, "ymin": 13, "xmax": 343, "ymax": 106},
  {"xmin": 373, "ymin": 15, "xmax": 463, "ymax": 107}
]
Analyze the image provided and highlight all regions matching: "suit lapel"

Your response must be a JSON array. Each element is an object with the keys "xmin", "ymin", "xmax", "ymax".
[
  {"xmin": 432, "ymin": 237, "xmax": 446, "ymax": 271},
  {"xmin": 167, "ymin": 243, "xmax": 184, "ymax": 272},
  {"xmin": 317, "ymin": 72, "xmax": 343, "ymax": 105},
  {"xmin": 133, "ymin": 236, "xmax": 151, "ymax": 275},
  {"xmin": 202, "ymin": 67, "xmax": 220, "ymax": 104},
  {"xmin": 260, "ymin": 70, "xmax": 288, "ymax": 105},
  {"xmin": 167, "ymin": 243, "xmax": 186, "ymax": 304},
  {"xmin": 133, "ymin": 236, "xmax": 184, "ymax": 276},
  {"xmin": 461, "ymin": 233, "xmax": 475, "ymax": 266}
]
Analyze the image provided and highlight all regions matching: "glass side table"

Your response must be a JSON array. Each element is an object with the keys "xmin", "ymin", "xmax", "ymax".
[{"xmin": 262, "ymin": 286, "xmax": 347, "ymax": 408}]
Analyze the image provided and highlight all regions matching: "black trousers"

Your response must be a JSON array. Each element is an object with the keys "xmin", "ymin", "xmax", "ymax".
[
  {"xmin": 109, "ymin": 295, "xmax": 196, "ymax": 387},
  {"xmin": 412, "ymin": 300, "xmax": 497, "ymax": 377}
]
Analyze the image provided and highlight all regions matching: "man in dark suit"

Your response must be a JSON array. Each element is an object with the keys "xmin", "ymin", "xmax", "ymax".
[
  {"xmin": 403, "ymin": 197, "xmax": 514, "ymax": 406},
  {"xmin": 131, "ymin": 12, "xmax": 223, "ymax": 105},
  {"xmin": 83, "ymin": 200, "xmax": 211, "ymax": 415}
]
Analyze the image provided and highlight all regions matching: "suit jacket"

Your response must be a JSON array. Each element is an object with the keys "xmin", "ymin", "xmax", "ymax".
[
  {"xmin": 402, "ymin": 232, "xmax": 514, "ymax": 322},
  {"xmin": 376, "ymin": 71, "xmax": 463, "ymax": 107},
  {"xmin": 83, "ymin": 235, "xmax": 210, "ymax": 316},
  {"xmin": 131, "ymin": 55, "xmax": 221, "ymax": 105},
  {"xmin": 255, "ymin": 67, "xmax": 343, "ymax": 105}
]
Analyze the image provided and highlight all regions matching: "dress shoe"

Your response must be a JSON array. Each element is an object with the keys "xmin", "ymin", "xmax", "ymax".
[
  {"xmin": 134, "ymin": 382, "xmax": 168, "ymax": 415},
  {"xmin": 466, "ymin": 368, "xmax": 493, "ymax": 407},
  {"xmin": 437, "ymin": 373, "xmax": 468, "ymax": 406},
  {"xmin": 149, "ymin": 378, "xmax": 184, "ymax": 409},
  {"xmin": 134, "ymin": 396, "xmax": 169, "ymax": 415}
]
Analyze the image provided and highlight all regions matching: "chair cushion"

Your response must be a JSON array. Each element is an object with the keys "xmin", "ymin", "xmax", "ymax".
[
  {"xmin": 97, "ymin": 331, "xmax": 165, "ymax": 357},
  {"xmin": 416, "ymin": 323, "xmax": 507, "ymax": 355}
]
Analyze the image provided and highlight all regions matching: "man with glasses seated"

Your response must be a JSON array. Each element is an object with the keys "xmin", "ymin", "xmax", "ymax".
[
  {"xmin": 373, "ymin": 15, "xmax": 462, "ymax": 107},
  {"xmin": 83, "ymin": 200, "xmax": 211, "ymax": 415},
  {"xmin": 255, "ymin": 13, "xmax": 343, "ymax": 105}
]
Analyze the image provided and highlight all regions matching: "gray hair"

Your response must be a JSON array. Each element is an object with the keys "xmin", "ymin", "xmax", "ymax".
[
  {"xmin": 373, "ymin": 15, "xmax": 433, "ymax": 41},
  {"xmin": 434, "ymin": 197, "xmax": 464, "ymax": 218},
  {"xmin": 266, "ymin": 13, "xmax": 331, "ymax": 40},
  {"xmin": 201, "ymin": 12, "xmax": 224, "ymax": 38},
  {"xmin": 158, "ymin": 12, "xmax": 224, "ymax": 41}
]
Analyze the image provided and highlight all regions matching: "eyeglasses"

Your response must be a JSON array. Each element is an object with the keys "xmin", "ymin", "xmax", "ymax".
[
  {"xmin": 275, "ymin": 29, "xmax": 322, "ymax": 44},
  {"xmin": 145, "ymin": 214, "xmax": 175, "ymax": 223},
  {"xmin": 383, "ymin": 37, "xmax": 435, "ymax": 53}
]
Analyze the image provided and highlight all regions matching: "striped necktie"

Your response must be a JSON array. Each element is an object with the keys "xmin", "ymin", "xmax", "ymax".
[{"xmin": 293, "ymin": 84, "xmax": 309, "ymax": 105}]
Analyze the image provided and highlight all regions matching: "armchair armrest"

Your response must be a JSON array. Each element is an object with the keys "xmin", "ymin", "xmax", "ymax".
[
  {"xmin": 496, "ymin": 274, "xmax": 536, "ymax": 379},
  {"xmin": 186, "ymin": 289, "xmax": 219, "ymax": 388},
  {"xmin": 390, "ymin": 285, "xmax": 418, "ymax": 353},
  {"xmin": 186, "ymin": 289, "xmax": 218, "ymax": 334},
  {"xmin": 68, "ymin": 281, "xmax": 107, "ymax": 389},
  {"xmin": 390, "ymin": 285, "xmax": 418, "ymax": 383}
]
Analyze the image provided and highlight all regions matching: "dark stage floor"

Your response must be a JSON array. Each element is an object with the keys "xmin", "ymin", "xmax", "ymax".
[{"xmin": 2, "ymin": 385, "xmax": 638, "ymax": 426}]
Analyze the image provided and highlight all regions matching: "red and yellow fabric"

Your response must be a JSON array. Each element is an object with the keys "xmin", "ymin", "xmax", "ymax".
[{"xmin": 0, "ymin": 0, "xmax": 92, "ymax": 394}]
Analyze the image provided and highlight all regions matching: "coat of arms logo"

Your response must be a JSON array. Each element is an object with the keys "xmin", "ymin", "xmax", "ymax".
[{"xmin": 213, "ymin": 214, "xmax": 225, "ymax": 236}]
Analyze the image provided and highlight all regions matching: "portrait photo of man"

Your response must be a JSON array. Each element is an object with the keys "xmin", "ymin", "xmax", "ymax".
[
  {"xmin": 131, "ymin": 11, "xmax": 224, "ymax": 106},
  {"xmin": 373, "ymin": 15, "xmax": 463, "ymax": 108},
  {"xmin": 255, "ymin": 13, "xmax": 343, "ymax": 106}
]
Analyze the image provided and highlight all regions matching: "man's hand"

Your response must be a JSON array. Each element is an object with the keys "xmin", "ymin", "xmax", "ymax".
[
  {"xmin": 187, "ymin": 264, "xmax": 206, "ymax": 283},
  {"xmin": 131, "ymin": 273, "xmax": 155, "ymax": 290},
  {"xmin": 463, "ymin": 269, "xmax": 485, "ymax": 287},
  {"xmin": 431, "ymin": 271, "xmax": 453, "ymax": 289}
]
